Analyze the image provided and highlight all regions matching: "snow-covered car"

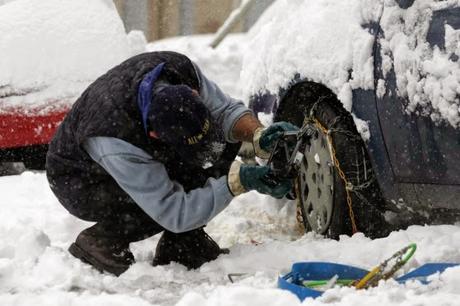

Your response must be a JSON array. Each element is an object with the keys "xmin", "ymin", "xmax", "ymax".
[
  {"xmin": 0, "ymin": 0, "xmax": 140, "ymax": 169},
  {"xmin": 243, "ymin": 0, "xmax": 460, "ymax": 238}
]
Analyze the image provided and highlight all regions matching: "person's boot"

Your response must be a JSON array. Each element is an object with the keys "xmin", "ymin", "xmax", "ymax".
[
  {"xmin": 68, "ymin": 224, "xmax": 135, "ymax": 276},
  {"xmin": 152, "ymin": 228, "xmax": 229, "ymax": 269}
]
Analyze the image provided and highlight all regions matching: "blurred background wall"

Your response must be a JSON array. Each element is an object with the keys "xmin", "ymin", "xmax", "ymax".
[{"xmin": 113, "ymin": 0, "xmax": 274, "ymax": 42}]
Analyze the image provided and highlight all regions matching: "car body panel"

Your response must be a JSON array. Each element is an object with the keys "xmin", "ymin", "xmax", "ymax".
[
  {"xmin": 0, "ymin": 107, "xmax": 68, "ymax": 149},
  {"xmin": 375, "ymin": 4, "xmax": 460, "ymax": 186}
]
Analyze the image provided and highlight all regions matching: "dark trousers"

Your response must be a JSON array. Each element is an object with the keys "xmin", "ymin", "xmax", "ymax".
[
  {"xmin": 49, "ymin": 174, "xmax": 164, "ymax": 242},
  {"xmin": 48, "ymin": 142, "xmax": 241, "ymax": 243}
]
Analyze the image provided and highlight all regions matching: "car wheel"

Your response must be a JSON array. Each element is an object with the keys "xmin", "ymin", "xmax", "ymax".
[
  {"xmin": 23, "ymin": 158, "xmax": 46, "ymax": 170},
  {"xmin": 0, "ymin": 145, "xmax": 48, "ymax": 171},
  {"xmin": 0, "ymin": 162, "xmax": 26, "ymax": 176},
  {"xmin": 274, "ymin": 81, "xmax": 389, "ymax": 239},
  {"xmin": 22, "ymin": 145, "xmax": 48, "ymax": 170}
]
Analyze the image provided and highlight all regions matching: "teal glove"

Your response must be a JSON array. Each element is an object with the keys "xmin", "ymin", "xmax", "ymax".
[
  {"xmin": 227, "ymin": 161, "xmax": 292, "ymax": 198},
  {"xmin": 253, "ymin": 121, "xmax": 299, "ymax": 159}
]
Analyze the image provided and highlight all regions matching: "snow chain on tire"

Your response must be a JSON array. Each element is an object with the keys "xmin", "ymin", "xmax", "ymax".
[
  {"xmin": 310, "ymin": 117, "xmax": 358, "ymax": 234},
  {"xmin": 294, "ymin": 177, "xmax": 306, "ymax": 233},
  {"xmin": 294, "ymin": 96, "xmax": 363, "ymax": 234},
  {"xmin": 276, "ymin": 83, "xmax": 389, "ymax": 238}
]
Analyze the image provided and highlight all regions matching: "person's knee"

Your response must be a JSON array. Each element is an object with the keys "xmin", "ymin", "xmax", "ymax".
[{"xmin": 48, "ymin": 174, "xmax": 98, "ymax": 221}]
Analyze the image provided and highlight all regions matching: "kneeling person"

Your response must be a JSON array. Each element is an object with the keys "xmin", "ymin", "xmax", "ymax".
[{"xmin": 46, "ymin": 51, "xmax": 298, "ymax": 276}]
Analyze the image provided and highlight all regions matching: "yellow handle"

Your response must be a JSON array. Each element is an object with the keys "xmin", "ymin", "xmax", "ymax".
[{"xmin": 355, "ymin": 266, "xmax": 380, "ymax": 289}]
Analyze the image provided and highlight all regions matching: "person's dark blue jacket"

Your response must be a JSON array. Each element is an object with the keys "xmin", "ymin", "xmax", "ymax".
[{"xmin": 46, "ymin": 51, "xmax": 251, "ymax": 233}]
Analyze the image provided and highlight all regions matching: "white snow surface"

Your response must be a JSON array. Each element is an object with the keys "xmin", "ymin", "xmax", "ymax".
[
  {"xmin": 1, "ymin": 1, "xmax": 460, "ymax": 304},
  {"xmin": 147, "ymin": 34, "xmax": 247, "ymax": 100},
  {"xmin": 0, "ymin": 0, "xmax": 135, "ymax": 112},
  {"xmin": 1, "ymin": 172, "xmax": 460, "ymax": 306},
  {"xmin": 0, "ymin": 0, "xmax": 14, "ymax": 5},
  {"xmin": 241, "ymin": 0, "xmax": 460, "ymax": 128}
]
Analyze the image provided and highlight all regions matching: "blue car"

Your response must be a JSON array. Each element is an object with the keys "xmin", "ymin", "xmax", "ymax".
[{"xmin": 245, "ymin": 0, "xmax": 460, "ymax": 238}]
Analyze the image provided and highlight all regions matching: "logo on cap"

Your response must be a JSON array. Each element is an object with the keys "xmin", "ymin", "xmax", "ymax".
[{"xmin": 187, "ymin": 119, "xmax": 210, "ymax": 145}]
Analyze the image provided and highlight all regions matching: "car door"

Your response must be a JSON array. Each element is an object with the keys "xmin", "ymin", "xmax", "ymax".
[
  {"xmin": 375, "ymin": 3, "xmax": 460, "ymax": 188},
  {"xmin": 374, "ymin": 3, "xmax": 460, "ymax": 213}
]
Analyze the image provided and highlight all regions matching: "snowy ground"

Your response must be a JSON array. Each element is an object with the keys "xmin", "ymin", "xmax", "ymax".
[
  {"xmin": 1, "ymin": 172, "xmax": 460, "ymax": 306},
  {"xmin": 1, "ymin": 0, "xmax": 460, "ymax": 305}
]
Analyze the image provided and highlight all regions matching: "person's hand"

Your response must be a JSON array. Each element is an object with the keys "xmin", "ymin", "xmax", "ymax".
[
  {"xmin": 253, "ymin": 121, "xmax": 299, "ymax": 159},
  {"xmin": 227, "ymin": 161, "xmax": 292, "ymax": 198}
]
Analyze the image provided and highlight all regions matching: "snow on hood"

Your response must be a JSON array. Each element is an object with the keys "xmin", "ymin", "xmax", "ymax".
[
  {"xmin": 241, "ymin": 0, "xmax": 460, "ymax": 128},
  {"xmin": 240, "ymin": 0, "xmax": 382, "ymax": 112},
  {"xmin": 0, "ymin": 0, "xmax": 144, "ymax": 110}
]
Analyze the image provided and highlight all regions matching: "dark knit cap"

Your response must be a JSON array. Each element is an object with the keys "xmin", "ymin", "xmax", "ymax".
[{"xmin": 148, "ymin": 85, "xmax": 213, "ymax": 147}]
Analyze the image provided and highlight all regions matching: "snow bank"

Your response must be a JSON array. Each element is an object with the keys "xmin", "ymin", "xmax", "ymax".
[
  {"xmin": 147, "ymin": 34, "xmax": 247, "ymax": 100},
  {"xmin": 0, "ymin": 0, "xmax": 14, "ymax": 6},
  {"xmin": 241, "ymin": 0, "xmax": 460, "ymax": 128},
  {"xmin": 1, "ymin": 172, "xmax": 460, "ymax": 306},
  {"xmin": 0, "ymin": 0, "xmax": 142, "ymax": 110}
]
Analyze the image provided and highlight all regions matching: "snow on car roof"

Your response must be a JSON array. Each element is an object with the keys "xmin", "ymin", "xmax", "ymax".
[
  {"xmin": 241, "ymin": 0, "xmax": 460, "ymax": 128},
  {"xmin": 0, "ymin": 0, "xmax": 134, "ymax": 112}
]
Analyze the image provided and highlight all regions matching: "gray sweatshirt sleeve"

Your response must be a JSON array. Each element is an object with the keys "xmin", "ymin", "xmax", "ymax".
[
  {"xmin": 192, "ymin": 62, "xmax": 252, "ymax": 143},
  {"xmin": 82, "ymin": 136, "xmax": 234, "ymax": 233}
]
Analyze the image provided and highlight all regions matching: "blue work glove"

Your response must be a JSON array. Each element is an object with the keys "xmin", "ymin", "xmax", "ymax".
[
  {"xmin": 253, "ymin": 121, "xmax": 299, "ymax": 159},
  {"xmin": 227, "ymin": 161, "xmax": 292, "ymax": 198}
]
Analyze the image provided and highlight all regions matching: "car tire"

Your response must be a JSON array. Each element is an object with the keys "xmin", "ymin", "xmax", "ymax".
[
  {"xmin": 274, "ymin": 81, "xmax": 390, "ymax": 239},
  {"xmin": 23, "ymin": 157, "xmax": 46, "ymax": 170},
  {"xmin": 0, "ymin": 162, "xmax": 26, "ymax": 176},
  {"xmin": 0, "ymin": 145, "xmax": 48, "ymax": 171}
]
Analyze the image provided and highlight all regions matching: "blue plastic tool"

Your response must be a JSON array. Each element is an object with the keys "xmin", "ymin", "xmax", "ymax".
[{"xmin": 278, "ymin": 262, "xmax": 459, "ymax": 300}]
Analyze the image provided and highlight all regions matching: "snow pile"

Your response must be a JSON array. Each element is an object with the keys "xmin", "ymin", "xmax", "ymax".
[
  {"xmin": 0, "ymin": 0, "xmax": 14, "ymax": 6},
  {"xmin": 240, "ymin": 0, "xmax": 381, "ymax": 112},
  {"xmin": 379, "ymin": 0, "xmax": 460, "ymax": 127},
  {"xmin": 147, "ymin": 34, "xmax": 247, "ymax": 99},
  {"xmin": 1, "ymin": 172, "xmax": 460, "ymax": 306},
  {"xmin": 0, "ymin": 0, "xmax": 143, "ymax": 111}
]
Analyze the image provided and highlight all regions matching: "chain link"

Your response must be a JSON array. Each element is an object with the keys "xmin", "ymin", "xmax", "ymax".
[
  {"xmin": 294, "ymin": 98, "xmax": 376, "ymax": 235},
  {"xmin": 348, "ymin": 178, "xmax": 374, "ymax": 191},
  {"xmin": 312, "ymin": 118, "xmax": 359, "ymax": 234},
  {"xmin": 355, "ymin": 244, "xmax": 416, "ymax": 289},
  {"xmin": 294, "ymin": 177, "xmax": 306, "ymax": 233},
  {"xmin": 308, "ymin": 95, "xmax": 334, "ymax": 118},
  {"xmin": 328, "ymin": 128, "xmax": 363, "ymax": 140}
]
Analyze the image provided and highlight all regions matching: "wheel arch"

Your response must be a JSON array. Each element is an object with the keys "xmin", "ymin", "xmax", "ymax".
[{"xmin": 275, "ymin": 80, "xmax": 351, "ymax": 131}]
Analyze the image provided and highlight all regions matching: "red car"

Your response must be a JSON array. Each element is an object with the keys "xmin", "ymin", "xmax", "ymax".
[
  {"xmin": 0, "ymin": 95, "xmax": 71, "ymax": 169},
  {"xmin": 0, "ymin": 0, "xmax": 135, "ymax": 170}
]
